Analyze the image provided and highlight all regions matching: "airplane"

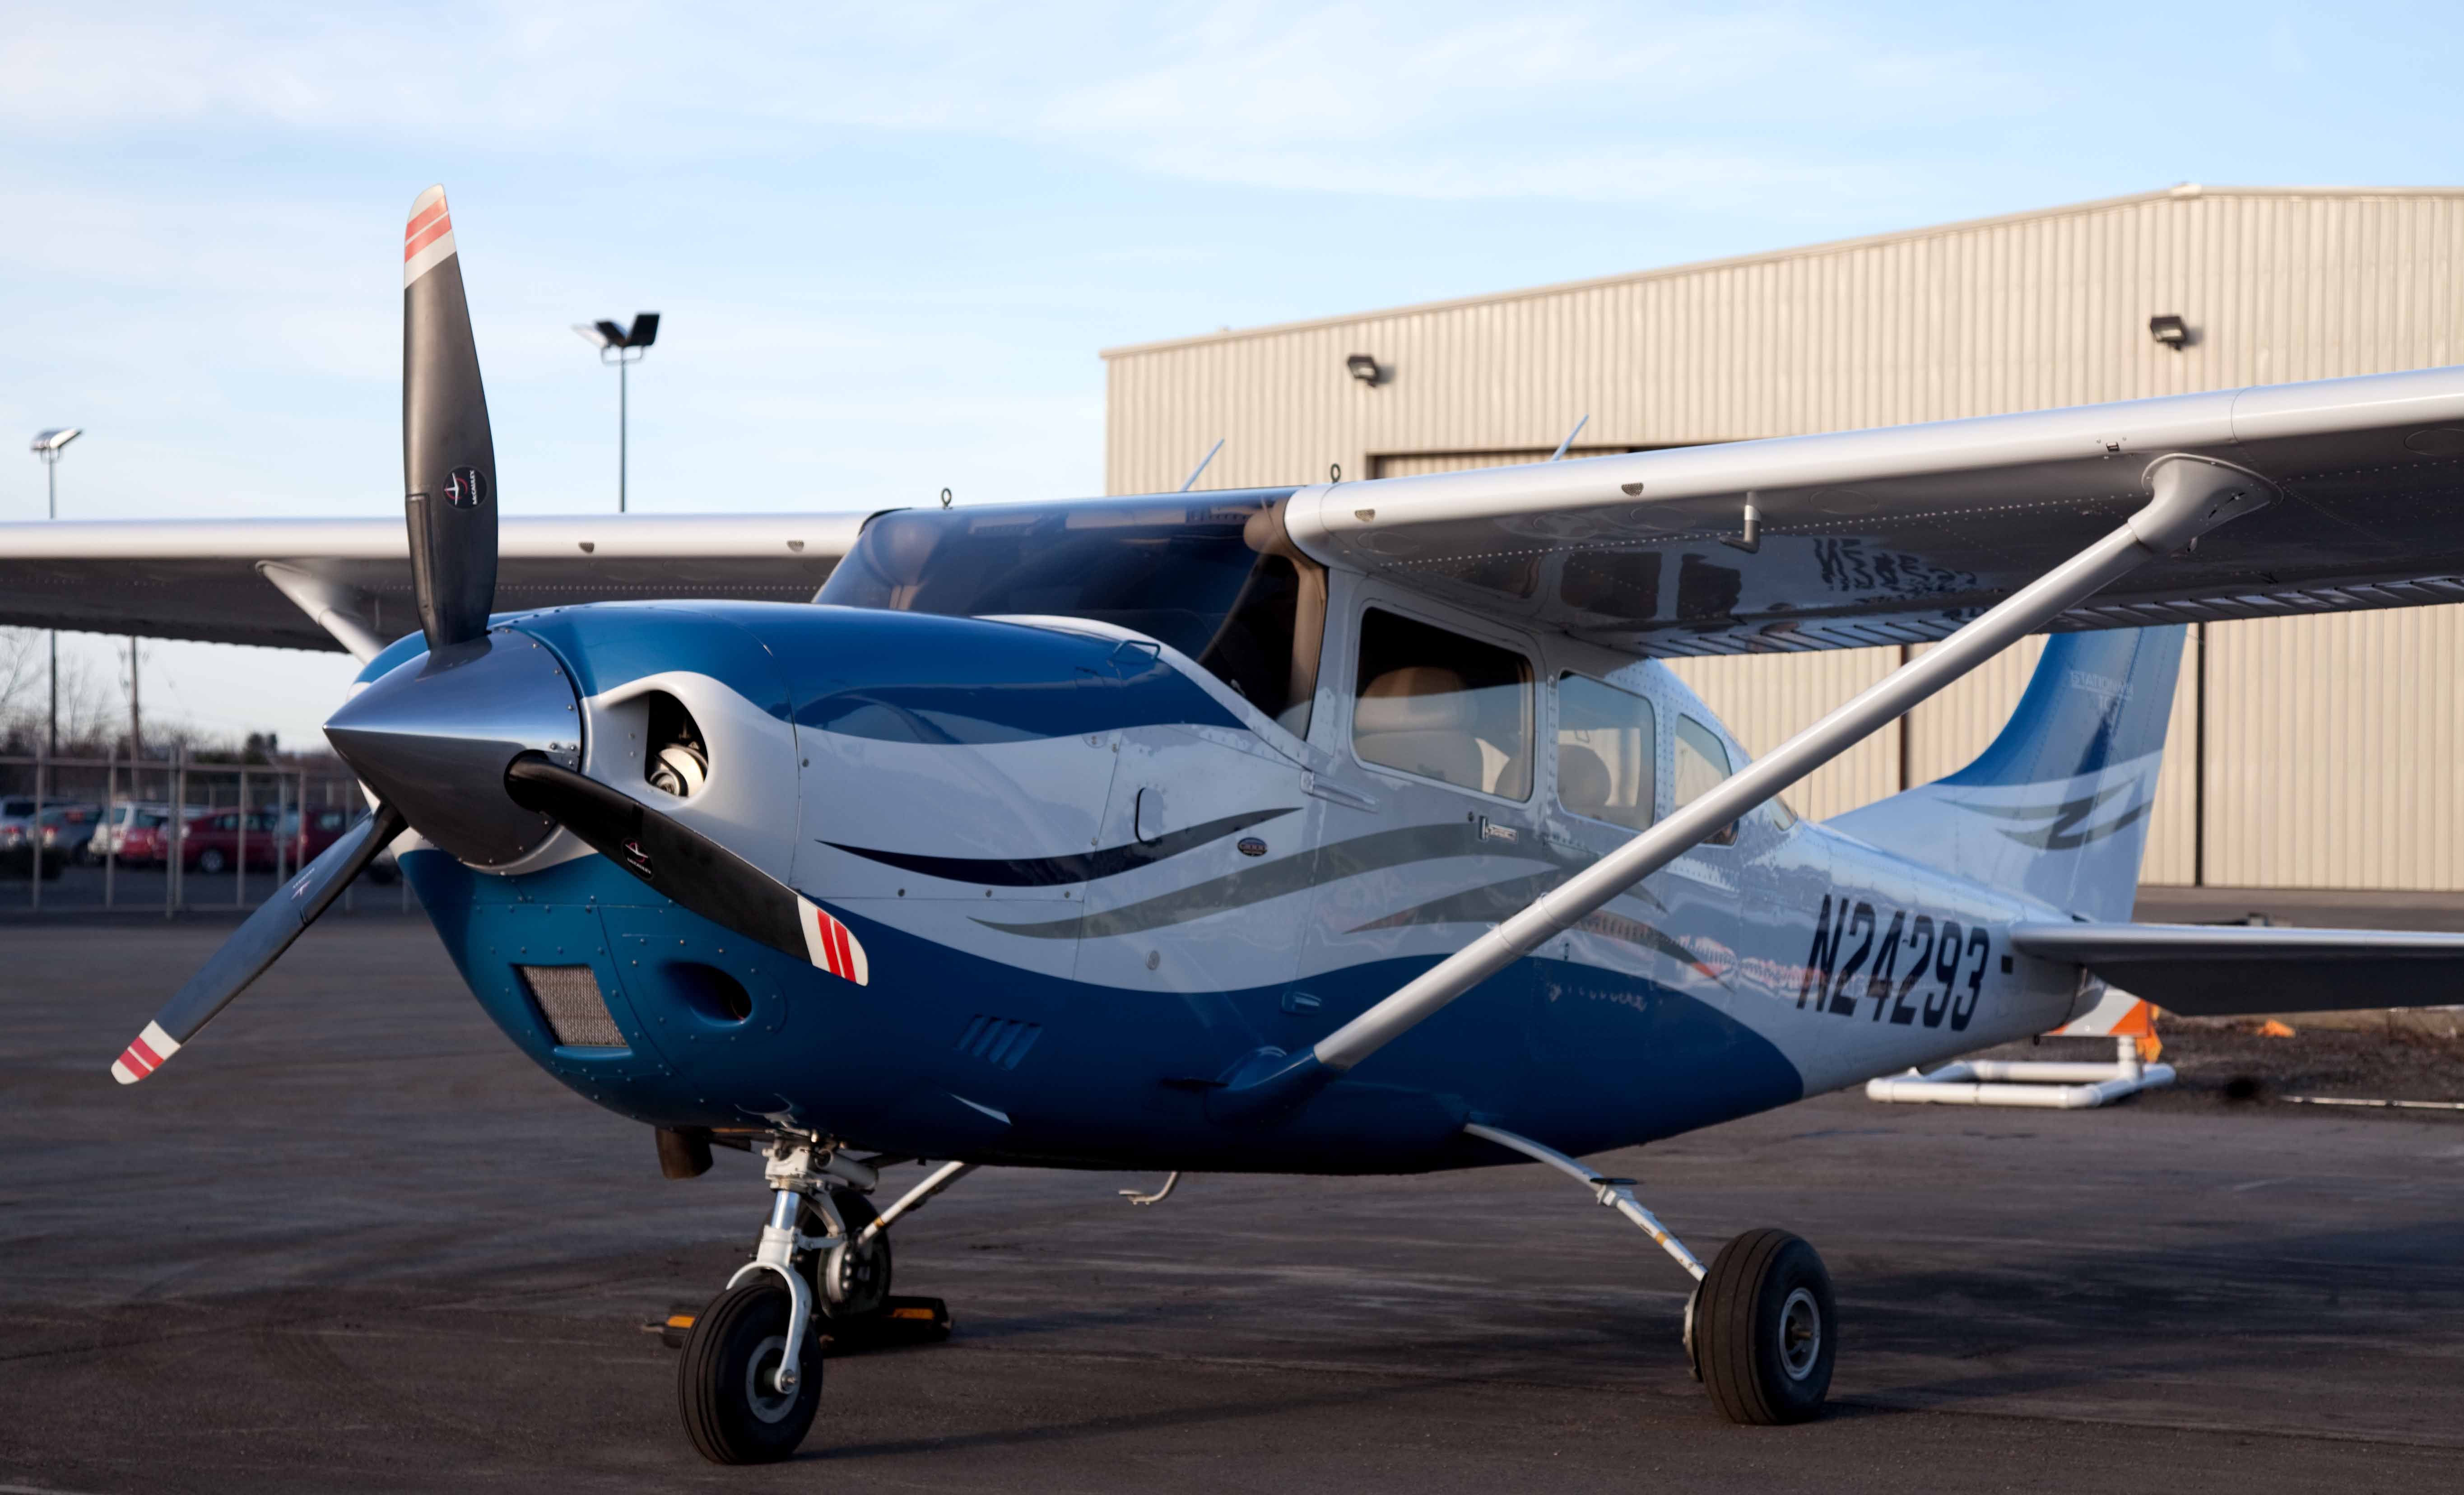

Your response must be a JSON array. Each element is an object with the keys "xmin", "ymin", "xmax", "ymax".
[{"xmin": 10, "ymin": 185, "xmax": 2464, "ymax": 1463}]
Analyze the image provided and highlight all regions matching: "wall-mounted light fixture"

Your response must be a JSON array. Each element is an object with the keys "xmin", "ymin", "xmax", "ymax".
[
  {"xmin": 1346, "ymin": 353, "xmax": 1380, "ymax": 385},
  {"xmin": 2148, "ymin": 314, "xmax": 2189, "ymax": 350}
]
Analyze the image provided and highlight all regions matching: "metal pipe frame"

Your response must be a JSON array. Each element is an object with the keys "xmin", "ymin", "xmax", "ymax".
[{"xmin": 1306, "ymin": 455, "xmax": 2273, "ymax": 1078}]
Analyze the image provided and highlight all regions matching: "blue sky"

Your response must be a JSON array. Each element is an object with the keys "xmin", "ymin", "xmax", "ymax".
[{"xmin": 3, "ymin": 0, "xmax": 2460, "ymax": 743}]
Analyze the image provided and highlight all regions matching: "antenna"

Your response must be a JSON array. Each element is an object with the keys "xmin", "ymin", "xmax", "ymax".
[
  {"xmin": 1547, "ymin": 414, "xmax": 1590, "ymax": 462},
  {"xmin": 1178, "ymin": 438, "xmax": 1225, "ymax": 493}
]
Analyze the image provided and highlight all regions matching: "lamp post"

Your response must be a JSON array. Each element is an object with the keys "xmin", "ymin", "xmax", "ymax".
[
  {"xmin": 29, "ymin": 428, "xmax": 80, "ymax": 755},
  {"xmin": 572, "ymin": 313, "xmax": 660, "ymax": 512}
]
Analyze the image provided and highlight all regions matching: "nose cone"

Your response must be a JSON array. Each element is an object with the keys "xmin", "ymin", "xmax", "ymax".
[{"xmin": 325, "ymin": 629, "xmax": 584, "ymax": 867}]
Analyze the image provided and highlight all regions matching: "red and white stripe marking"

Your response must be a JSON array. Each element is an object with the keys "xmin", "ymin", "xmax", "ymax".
[
  {"xmin": 403, "ymin": 184, "xmax": 457, "ymax": 287},
  {"xmin": 110, "ymin": 1021, "xmax": 183, "ymax": 1086},
  {"xmin": 797, "ymin": 898, "xmax": 869, "ymax": 986}
]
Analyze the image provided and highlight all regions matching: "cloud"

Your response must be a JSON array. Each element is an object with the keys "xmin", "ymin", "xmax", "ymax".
[{"xmin": 0, "ymin": 1, "xmax": 2044, "ymax": 206}]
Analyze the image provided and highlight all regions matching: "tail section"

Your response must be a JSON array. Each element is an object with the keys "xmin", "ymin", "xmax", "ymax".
[{"xmin": 1828, "ymin": 626, "xmax": 2186, "ymax": 922}]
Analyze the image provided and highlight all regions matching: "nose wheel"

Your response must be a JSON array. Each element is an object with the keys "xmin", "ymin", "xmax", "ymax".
[
  {"xmin": 676, "ymin": 1140, "xmax": 978, "ymax": 1464},
  {"xmin": 679, "ymin": 1277, "xmax": 822, "ymax": 1464}
]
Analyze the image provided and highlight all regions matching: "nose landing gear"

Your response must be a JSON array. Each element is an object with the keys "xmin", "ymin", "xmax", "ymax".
[{"xmin": 677, "ymin": 1138, "xmax": 976, "ymax": 1465}]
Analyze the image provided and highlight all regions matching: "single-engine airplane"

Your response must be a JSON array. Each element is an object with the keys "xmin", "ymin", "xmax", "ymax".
[{"xmin": 11, "ymin": 186, "xmax": 2464, "ymax": 1462}]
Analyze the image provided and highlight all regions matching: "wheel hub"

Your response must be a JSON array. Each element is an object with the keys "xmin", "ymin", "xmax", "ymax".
[
  {"xmin": 1778, "ymin": 1286, "xmax": 1822, "ymax": 1381},
  {"xmin": 743, "ymin": 1333, "xmax": 798, "ymax": 1424}
]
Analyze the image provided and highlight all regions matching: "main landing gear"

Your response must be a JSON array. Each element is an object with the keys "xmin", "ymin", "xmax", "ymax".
[
  {"xmin": 1463, "ymin": 1123, "xmax": 1836, "ymax": 1425},
  {"xmin": 677, "ymin": 1138, "xmax": 976, "ymax": 1465}
]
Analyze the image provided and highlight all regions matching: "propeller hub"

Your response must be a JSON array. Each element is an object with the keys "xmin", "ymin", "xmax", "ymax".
[{"xmin": 325, "ymin": 629, "xmax": 584, "ymax": 867}]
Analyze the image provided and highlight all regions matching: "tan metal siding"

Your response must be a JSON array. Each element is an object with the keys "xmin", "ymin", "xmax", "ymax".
[{"xmin": 1106, "ymin": 188, "xmax": 2464, "ymax": 890}]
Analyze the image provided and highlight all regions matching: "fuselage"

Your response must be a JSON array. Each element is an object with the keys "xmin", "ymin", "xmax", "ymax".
[{"xmin": 370, "ymin": 496, "xmax": 2089, "ymax": 1174}]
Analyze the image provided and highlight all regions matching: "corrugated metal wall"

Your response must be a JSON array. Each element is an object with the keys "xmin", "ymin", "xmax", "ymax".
[{"xmin": 1103, "ymin": 187, "xmax": 2464, "ymax": 889}]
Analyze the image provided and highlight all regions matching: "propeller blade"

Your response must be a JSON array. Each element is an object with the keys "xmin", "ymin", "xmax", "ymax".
[
  {"xmin": 109, "ymin": 804, "xmax": 409, "ymax": 1085},
  {"xmin": 503, "ymin": 756, "xmax": 866, "ymax": 984},
  {"xmin": 402, "ymin": 184, "xmax": 499, "ymax": 653}
]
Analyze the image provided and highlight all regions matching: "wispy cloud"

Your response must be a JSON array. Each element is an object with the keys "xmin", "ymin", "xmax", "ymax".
[{"xmin": 0, "ymin": 2, "xmax": 2041, "ymax": 206}]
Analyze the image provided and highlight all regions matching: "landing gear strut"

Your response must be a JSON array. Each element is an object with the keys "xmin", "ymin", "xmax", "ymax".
[
  {"xmin": 1465, "ymin": 1122, "xmax": 1835, "ymax": 1425},
  {"xmin": 677, "ymin": 1138, "xmax": 974, "ymax": 1466}
]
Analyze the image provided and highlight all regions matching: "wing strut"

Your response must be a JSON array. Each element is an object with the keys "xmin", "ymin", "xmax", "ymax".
[{"xmin": 1211, "ymin": 452, "xmax": 2273, "ymax": 1123}]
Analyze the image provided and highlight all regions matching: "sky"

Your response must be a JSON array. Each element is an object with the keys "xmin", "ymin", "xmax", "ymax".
[{"xmin": 3, "ymin": 0, "xmax": 2462, "ymax": 745}]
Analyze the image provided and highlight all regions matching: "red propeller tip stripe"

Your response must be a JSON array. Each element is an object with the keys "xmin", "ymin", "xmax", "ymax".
[
  {"xmin": 797, "ymin": 899, "xmax": 870, "ymax": 986},
  {"xmin": 109, "ymin": 1022, "xmax": 183, "ymax": 1086}
]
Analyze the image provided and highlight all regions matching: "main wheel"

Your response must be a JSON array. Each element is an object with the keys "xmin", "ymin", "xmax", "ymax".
[
  {"xmin": 1688, "ymin": 1228, "xmax": 1835, "ymax": 1425},
  {"xmin": 678, "ymin": 1278, "xmax": 820, "ymax": 1464}
]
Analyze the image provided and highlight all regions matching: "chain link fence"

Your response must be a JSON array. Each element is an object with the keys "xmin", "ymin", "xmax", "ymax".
[{"xmin": 0, "ymin": 749, "xmax": 412, "ymax": 917}]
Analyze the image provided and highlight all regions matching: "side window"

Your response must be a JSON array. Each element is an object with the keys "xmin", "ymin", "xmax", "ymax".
[
  {"xmin": 1673, "ymin": 715, "xmax": 1739, "ymax": 847},
  {"xmin": 1555, "ymin": 673, "xmax": 1656, "ymax": 831},
  {"xmin": 1353, "ymin": 608, "xmax": 1533, "ymax": 799}
]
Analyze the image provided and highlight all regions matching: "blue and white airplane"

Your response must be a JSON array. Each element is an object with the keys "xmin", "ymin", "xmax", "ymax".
[{"xmin": 12, "ymin": 186, "xmax": 2464, "ymax": 1463}]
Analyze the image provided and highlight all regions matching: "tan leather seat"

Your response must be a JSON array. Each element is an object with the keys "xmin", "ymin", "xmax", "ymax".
[
  {"xmin": 1355, "ymin": 667, "xmax": 1484, "ymax": 788},
  {"xmin": 1557, "ymin": 742, "xmax": 1614, "ymax": 821}
]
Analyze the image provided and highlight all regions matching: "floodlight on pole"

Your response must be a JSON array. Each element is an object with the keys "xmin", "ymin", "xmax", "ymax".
[
  {"xmin": 572, "ymin": 313, "xmax": 660, "ymax": 512},
  {"xmin": 29, "ymin": 428, "xmax": 81, "ymax": 757}
]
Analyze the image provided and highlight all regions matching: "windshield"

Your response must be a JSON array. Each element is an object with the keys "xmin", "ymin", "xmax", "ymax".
[{"xmin": 818, "ymin": 492, "xmax": 1325, "ymax": 734}]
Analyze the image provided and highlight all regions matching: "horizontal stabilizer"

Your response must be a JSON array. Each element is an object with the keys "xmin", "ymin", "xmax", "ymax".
[{"xmin": 2010, "ymin": 922, "xmax": 2464, "ymax": 1017}]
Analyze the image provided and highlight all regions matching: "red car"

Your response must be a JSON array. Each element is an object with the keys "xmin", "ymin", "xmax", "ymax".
[{"xmin": 172, "ymin": 806, "xmax": 360, "ymax": 874}]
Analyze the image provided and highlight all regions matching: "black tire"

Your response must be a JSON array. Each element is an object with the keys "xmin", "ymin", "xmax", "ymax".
[
  {"xmin": 1692, "ymin": 1227, "xmax": 1835, "ymax": 1425},
  {"xmin": 805, "ymin": 1187, "xmax": 893, "ymax": 1321},
  {"xmin": 196, "ymin": 847, "xmax": 228, "ymax": 874},
  {"xmin": 678, "ymin": 1278, "xmax": 820, "ymax": 1464}
]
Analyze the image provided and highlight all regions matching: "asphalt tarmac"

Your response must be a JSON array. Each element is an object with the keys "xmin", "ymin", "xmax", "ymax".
[{"xmin": 5, "ymin": 917, "xmax": 2463, "ymax": 1493}]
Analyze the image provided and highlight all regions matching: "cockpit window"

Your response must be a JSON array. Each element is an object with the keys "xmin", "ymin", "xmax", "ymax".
[{"xmin": 817, "ymin": 493, "xmax": 1325, "ymax": 736}]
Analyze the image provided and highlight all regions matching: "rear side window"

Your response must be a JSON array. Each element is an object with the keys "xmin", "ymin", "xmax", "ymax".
[
  {"xmin": 1556, "ymin": 674, "xmax": 1656, "ymax": 831},
  {"xmin": 1353, "ymin": 608, "xmax": 1533, "ymax": 800},
  {"xmin": 1674, "ymin": 715, "xmax": 1738, "ymax": 846}
]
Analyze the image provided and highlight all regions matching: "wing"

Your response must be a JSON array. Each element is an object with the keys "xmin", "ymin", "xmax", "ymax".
[
  {"xmin": 2010, "ymin": 922, "xmax": 2464, "ymax": 1017},
  {"xmin": 1287, "ymin": 366, "xmax": 2464, "ymax": 655},
  {"xmin": 0, "ymin": 511, "xmax": 870, "ymax": 654}
]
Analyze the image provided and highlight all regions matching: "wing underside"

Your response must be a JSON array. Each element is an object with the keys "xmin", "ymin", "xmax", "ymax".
[
  {"xmin": 1286, "ymin": 365, "xmax": 2464, "ymax": 655},
  {"xmin": 0, "ymin": 513, "xmax": 868, "ymax": 651},
  {"xmin": 2011, "ymin": 922, "xmax": 2464, "ymax": 1017}
]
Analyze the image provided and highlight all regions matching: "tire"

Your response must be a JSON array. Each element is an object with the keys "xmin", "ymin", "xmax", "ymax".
[
  {"xmin": 678, "ymin": 1278, "xmax": 820, "ymax": 1464},
  {"xmin": 1692, "ymin": 1228, "xmax": 1835, "ymax": 1425},
  {"xmin": 196, "ymin": 847, "xmax": 228, "ymax": 874},
  {"xmin": 805, "ymin": 1187, "xmax": 893, "ymax": 1321}
]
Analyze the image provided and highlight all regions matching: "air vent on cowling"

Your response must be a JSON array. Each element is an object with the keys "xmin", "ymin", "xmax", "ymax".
[
  {"xmin": 956, "ymin": 1015, "xmax": 1041, "ymax": 1070},
  {"xmin": 642, "ymin": 692, "xmax": 708, "ymax": 798},
  {"xmin": 519, "ymin": 965, "xmax": 627, "ymax": 1049}
]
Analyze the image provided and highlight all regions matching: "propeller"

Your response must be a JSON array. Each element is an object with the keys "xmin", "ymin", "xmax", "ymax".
[
  {"xmin": 505, "ymin": 755, "xmax": 866, "ymax": 984},
  {"xmin": 111, "ymin": 184, "xmax": 861, "ymax": 1087},
  {"xmin": 110, "ymin": 185, "xmax": 502, "ymax": 1084},
  {"xmin": 111, "ymin": 806, "xmax": 407, "ymax": 1083},
  {"xmin": 401, "ymin": 183, "xmax": 498, "ymax": 654}
]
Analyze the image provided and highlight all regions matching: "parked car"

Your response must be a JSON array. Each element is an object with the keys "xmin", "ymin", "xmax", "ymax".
[
  {"xmin": 36, "ymin": 803, "xmax": 105, "ymax": 863},
  {"xmin": 113, "ymin": 806, "xmax": 209, "ymax": 867},
  {"xmin": 0, "ymin": 796, "xmax": 61, "ymax": 879},
  {"xmin": 177, "ymin": 804, "xmax": 361, "ymax": 874},
  {"xmin": 89, "ymin": 801, "xmax": 156, "ymax": 862}
]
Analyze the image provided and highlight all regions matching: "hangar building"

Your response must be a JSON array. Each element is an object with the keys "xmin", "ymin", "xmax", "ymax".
[{"xmin": 1101, "ymin": 186, "xmax": 2464, "ymax": 892}]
